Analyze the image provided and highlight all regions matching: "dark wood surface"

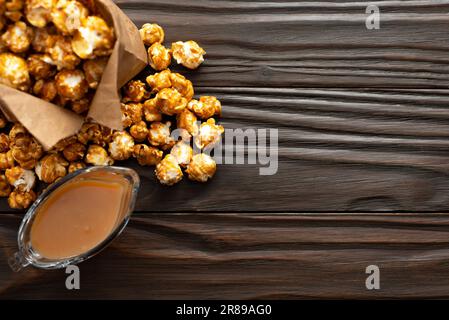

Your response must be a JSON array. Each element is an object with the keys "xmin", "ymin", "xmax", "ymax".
[{"xmin": 3, "ymin": 0, "xmax": 449, "ymax": 299}]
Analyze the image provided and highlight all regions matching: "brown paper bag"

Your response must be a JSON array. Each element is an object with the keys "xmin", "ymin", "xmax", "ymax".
[{"xmin": 0, "ymin": 0, "xmax": 147, "ymax": 150}]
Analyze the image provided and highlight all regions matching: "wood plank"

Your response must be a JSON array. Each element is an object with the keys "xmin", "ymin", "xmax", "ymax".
[{"xmin": 2, "ymin": 213, "xmax": 449, "ymax": 299}]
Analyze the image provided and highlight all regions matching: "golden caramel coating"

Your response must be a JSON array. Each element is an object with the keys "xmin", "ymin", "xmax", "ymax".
[
  {"xmin": 8, "ymin": 189, "xmax": 36, "ymax": 209},
  {"xmin": 48, "ymin": 35, "xmax": 81, "ymax": 70},
  {"xmin": 83, "ymin": 57, "xmax": 107, "ymax": 89},
  {"xmin": 51, "ymin": 0, "xmax": 88, "ymax": 35},
  {"xmin": 70, "ymin": 96, "xmax": 90, "ymax": 114},
  {"xmin": 148, "ymin": 121, "xmax": 175, "ymax": 151},
  {"xmin": 5, "ymin": 0, "xmax": 23, "ymax": 11},
  {"xmin": 142, "ymin": 98, "xmax": 162, "ymax": 122},
  {"xmin": 72, "ymin": 15, "xmax": 115, "ymax": 59},
  {"xmin": 139, "ymin": 23, "xmax": 164, "ymax": 46},
  {"xmin": 32, "ymin": 26, "xmax": 55, "ymax": 53},
  {"xmin": 185, "ymin": 153, "xmax": 216, "ymax": 182},
  {"xmin": 121, "ymin": 102, "xmax": 143, "ymax": 128},
  {"xmin": 0, "ymin": 133, "xmax": 9, "ymax": 152},
  {"xmin": 62, "ymin": 141, "xmax": 85, "ymax": 161},
  {"xmin": 194, "ymin": 118, "xmax": 224, "ymax": 150},
  {"xmin": 171, "ymin": 40, "xmax": 205, "ymax": 70},
  {"xmin": 132, "ymin": 144, "xmax": 162, "ymax": 166},
  {"xmin": 77, "ymin": 122, "xmax": 112, "ymax": 146},
  {"xmin": 108, "ymin": 131, "xmax": 134, "ymax": 161},
  {"xmin": 0, "ymin": 53, "xmax": 30, "ymax": 91},
  {"xmin": 55, "ymin": 69, "xmax": 89, "ymax": 100},
  {"xmin": 27, "ymin": 54, "xmax": 55, "ymax": 80},
  {"xmin": 35, "ymin": 153, "xmax": 68, "ymax": 183},
  {"xmin": 0, "ymin": 150, "xmax": 14, "ymax": 169},
  {"xmin": 129, "ymin": 121, "xmax": 148, "ymax": 142},
  {"xmin": 4, "ymin": 10, "xmax": 23, "ymax": 22},
  {"xmin": 170, "ymin": 72, "xmax": 194, "ymax": 100},
  {"xmin": 145, "ymin": 69, "xmax": 172, "ymax": 93},
  {"xmin": 33, "ymin": 79, "xmax": 58, "ymax": 101},
  {"xmin": 200, "ymin": 96, "xmax": 221, "ymax": 117},
  {"xmin": 68, "ymin": 161, "xmax": 85, "ymax": 173},
  {"xmin": 147, "ymin": 43, "xmax": 171, "ymax": 71},
  {"xmin": 155, "ymin": 87, "xmax": 187, "ymax": 116},
  {"xmin": 155, "ymin": 154, "xmax": 182, "ymax": 186},
  {"xmin": 188, "ymin": 96, "xmax": 221, "ymax": 119},
  {"xmin": 5, "ymin": 166, "xmax": 36, "ymax": 191},
  {"xmin": 8, "ymin": 123, "xmax": 27, "ymax": 141},
  {"xmin": 122, "ymin": 80, "xmax": 149, "ymax": 103},
  {"xmin": 0, "ymin": 174, "xmax": 11, "ymax": 197},
  {"xmin": 10, "ymin": 134, "xmax": 43, "ymax": 169},
  {"xmin": 177, "ymin": 108, "xmax": 198, "ymax": 138},
  {"xmin": 25, "ymin": 0, "xmax": 55, "ymax": 27},
  {"xmin": 1, "ymin": 21, "xmax": 32, "ymax": 53},
  {"xmin": 52, "ymin": 134, "xmax": 77, "ymax": 151},
  {"xmin": 170, "ymin": 141, "xmax": 192, "ymax": 168},
  {"xmin": 0, "ymin": 113, "xmax": 7, "ymax": 129},
  {"xmin": 85, "ymin": 144, "xmax": 113, "ymax": 166}
]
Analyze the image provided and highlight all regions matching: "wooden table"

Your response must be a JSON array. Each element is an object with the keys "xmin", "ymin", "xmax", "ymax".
[{"xmin": 2, "ymin": 0, "xmax": 449, "ymax": 299}]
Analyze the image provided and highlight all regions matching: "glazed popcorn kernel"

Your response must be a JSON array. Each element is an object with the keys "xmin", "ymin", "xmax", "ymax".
[
  {"xmin": 147, "ymin": 121, "xmax": 175, "ymax": 151},
  {"xmin": 27, "ymin": 54, "xmax": 55, "ymax": 80},
  {"xmin": 155, "ymin": 154, "xmax": 183, "ymax": 186},
  {"xmin": 55, "ymin": 69, "xmax": 89, "ymax": 100},
  {"xmin": 8, "ymin": 189, "xmax": 36, "ymax": 209},
  {"xmin": 0, "ymin": 133, "xmax": 9, "ymax": 152},
  {"xmin": 146, "ymin": 69, "xmax": 172, "ymax": 93},
  {"xmin": 77, "ymin": 122, "xmax": 112, "ymax": 146},
  {"xmin": 177, "ymin": 108, "xmax": 199, "ymax": 137},
  {"xmin": 32, "ymin": 26, "xmax": 56, "ymax": 53},
  {"xmin": 33, "ymin": 79, "xmax": 58, "ymax": 101},
  {"xmin": 0, "ymin": 113, "xmax": 6, "ymax": 129},
  {"xmin": 185, "ymin": 153, "xmax": 216, "ymax": 183},
  {"xmin": 1, "ymin": 21, "xmax": 32, "ymax": 53},
  {"xmin": 139, "ymin": 23, "xmax": 164, "ymax": 46},
  {"xmin": 85, "ymin": 144, "xmax": 113, "ymax": 166},
  {"xmin": 194, "ymin": 118, "xmax": 224, "ymax": 150},
  {"xmin": 68, "ymin": 161, "xmax": 86, "ymax": 173},
  {"xmin": 72, "ymin": 15, "xmax": 115, "ymax": 59},
  {"xmin": 8, "ymin": 123, "xmax": 27, "ymax": 141},
  {"xmin": 62, "ymin": 141, "xmax": 85, "ymax": 161},
  {"xmin": 188, "ymin": 97, "xmax": 221, "ymax": 120},
  {"xmin": 155, "ymin": 87, "xmax": 188, "ymax": 116},
  {"xmin": 70, "ymin": 96, "xmax": 90, "ymax": 114},
  {"xmin": 129, "ymin": 120, "xmax": 149, "ymax": 142},
  {"xmin": 83, "ymin": 57, "xmax": 108, "ymax": 89},
  {"xmin": 170, "ymin": 141, "xmax": 193, "ymax": 168},
  {"xmin": 10, "ymin": 134, "xmax": 43, "ymax": 169},
  {"xmin": 121, "ymin": 102, "xmax": 143, "ymax": 128},
  {"xmin": 52, "ymin": 134, "xmax": 77, "ymax": 151},
  {"xmin": 0, "ymin": 174, "xmax": 11, "ymax": 197},
  {"xmin": 48, "ymin": 35, "xmax": 81, "ymax": 70},
  {"xmin": 5, "ymin": 166, "xmax": 36, "ymax": 192},
  {"xmin": 122, "ymin": 80, "xmax": 149, "ymax": 103},
  {"xmin": 25, "ymin": 0, "xmax": 55, "ymax": 28},
  {"xmin": 0, "ymin": 53, "xmax": 30, "ymax": 91},
  {"xmin": 171, "ymin": 40, "xmax": 205, "ymax": 70},
  {"xmin": 35, "ymin": 153, "xmax": 68, "ymax": 183},
  {"xmin": 132, "ymin": 144, "xmax": 163, "ymax": 166},
  {"xmin": 6, "ymin": 0, "xmax": 24, "ymax": 13},
  {"xmin": 170, "ymin": 72, "xmax": 194, "ymax": 101},
  {"xmin": 148, "ymin": 42, "xmax": 171, "ymax": 71},
  {"xmin": 0, "ymin": 150, "xmax": 14, "ymax": 170},
  {"xmin": 143, "ymin": 98, "xmax": 162, "ymax": 122},
  {"xmin": 51, "ymin": 0, "xmax": 88, "ymax": 35},
  {"xmin": 108, "ymin": 131, "xmax": 134, "ymax": 161}
]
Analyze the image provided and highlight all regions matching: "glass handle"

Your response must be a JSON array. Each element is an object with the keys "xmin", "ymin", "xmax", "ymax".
[{"xmin": 8, "ymin": 251, "xmax": 30, "ymax": 272}]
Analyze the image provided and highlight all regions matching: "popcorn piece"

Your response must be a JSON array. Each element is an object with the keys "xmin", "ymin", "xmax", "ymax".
[
  {"xmin": 27, "ymin": 54, "xmax": 55, "ymax": 80},
  {"xmin": 145, "ymin": 69, "xmax": 172, "ymax": 93},
  {"xmin": 148, "ymin": 121, "xmax": 175, "ymax": 151},
  {"xmin": 8, "ymin": 123, "xmax": 27, "ymax": 141},
  {"xmin": 132, "ymin": 144, "xmax": 162, "ymax": 166},
  {"xmin": 85, "ymin": 144, "xmax": 113, "ymax": 166},
  {"xmin": 62, "ymin": 142, "xmax": 85, "ymax": 161},
  {"xmin": 1, "ymin": 21, "xmax": 32, "ymax": 53},
  {"xmin": 177, "ymin": 108, "xmax": 199, "ymax": 137},
  {"xmin": 6, "ymin": 0, "xmax": 24, "ymax": 12},
  {"xmin": 51, "ymin": 0, "xmax": 88, "ymax": 35},
  {"xmin": 55, "ymin": 69, "xmax": 89, "ymax": 100},
  {"xmin": 0, "ymin": 113, "xmax": 7, "ymax": 128},
  {"xmin": 155, "ymin": 154, "xmax": 182, "ymax": 186},
  {"xmin": 142, "ymin": 98, "xmax": 162, "ymax": 122},
  {"xmin": 26, "ymin": 0, "xmax": 55, "ymax": 27},
  {"xmin": 194, "ymin": 118, "xmax": 224, "ymax": 150},
  {"xmin": 48, "ymin": 35, "xmax": 81, "ymax": 70},
  {"xmin": 188, "ymin": 96, "xmax": 221, "ymax": 119},
  {"xmin": 33, "ymin": 79, "xmax": 58, "ymax": 101},
  {"xmin": 0, "ymin": 133, "xmax": 9, "ymax": 152},
  {"xmin": 77, "ymin": 122, "xmax": 112, "ymax": 146},
  {"xmin": 5, "ymin": 166, "xmax": 36, "ymax": 191},
  {"xmin": 121, "ymin": 102, "xmax": 143, "ymax": 128},
  {"xmin": 68, "ymin": 161, "xmax": 86, "ymax": 173},
  {"xmin": 122, "ymin": 80, "xmax": 149, "ymax": 103},
  {"xmin": 32, "ymin": 26, "xmax": 55, "ymax": 53},
  {"xmin": 0, "ymin": 150, "xmax": 14, "ymax": 169},
  {"xmin": 108, "ymin": 131, "xmax": 134, "ymax": 161},
  {"xmin": 35, "ymin": 153, "xmax": 68, "ymax": 183},
  {"xmin": 139, "ymin": 23, "xmax": 164, "ymax": 46},
  {"xmin": 8, "ymin": 189, "xmax": 36, "ymax": 209},
  {"xmin": 170, "ymin": 141, "xmax": 192, "ymax": 168},
  {"xmin": 185, "ymin": 153, "xmax": 216, "ymax": 182},
  {"xmin": 171, "ymin": 40, "xmax": 205, "ymax": 70},
  {"xmin": 10, "ymin": 134, "xmax": 43, "ymax": 169},
  {"xmin": 170, "ymin": 72, "xmax": 194, "ymax": 100},
  {"xmin": 0, "ymin": 174, "xmax": 11, "ymax": 197},
  {"xmin": 129, "ymin": 121, "xmax": 148, "ymax": 142},
  {"xmin": 70, "ymin": 96, "xmax": 91, "ymax": 114},
  {"xmin": 155, "ymin": 88, "xmax": 187, "ymax": 116},
  {"xmin": 147, "ymin": 43, "xmax": 171, "ymax": 71},
  {"xmin": 83, "ymin": 57, "xmax": 107, "ymax": 89},
  {"xmin": 72, "ymin": 15, "xmax": 115, "ymax": 59},
  {"xmin": 0, "ymin": 53, "xmax": 30, "ymax": 91}
]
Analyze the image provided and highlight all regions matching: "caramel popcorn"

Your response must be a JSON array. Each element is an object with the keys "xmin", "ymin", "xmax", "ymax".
[
  {"xmin": 27, "ymin": 54, "xmax": 55, "ymax": 80},
  {"xmin": 25, "ymin": 0, "xmax": 55, "ymax": 27},
  {"xmin": 1, "ymin": 21, "xmax": 32, "ymax": 53},
  {"xmin": 185, "ymin": 153, "xmax": 216, "ymax": 182},
  {"xmin": 142, "ymin": 98, "xmax": 162, "ymax": 122},
  {"xmin": 52, "ymin": 134, "xmax": 77, "ymax": 151},
  {"xmin": 68, "ymin": 161, "xmax": 85, "ymax": 173},
  {"xmin": 147, "ymin": 121, "xmax": 175, "ymax": 151},
  {"xmin": 171, "ymin": 40, "xmax": 205, "ymax": 70},
  {"xmin": 122, "ymin": 80, "xmax": 149, "ymax": 103},
  {"xmin": 132, "ymin": 144, "xmax": 162, "ymax": 166},
  {"xmin": 194, "ymin": 118, "xmax": 224, "ymax": 150},
  {"xmin": 83, "ymin": 57, "xmax": 108, "ymax": 89},
  {"xmin": 5, "ymin": 166, "xmax": 36, "ymax": 191},
  {"xmin": 170, "ymin": 72, "xmax": 194, "ymax": 100},
  {"xmin": 6, "ymin": 0, "xmax": 23, "ymax": 12},
  {"xmin": 77, "ymin": 122, "xmax": 112, "ymax": 146},
  {"xmin": 0, "ymin": 150, "xmax": 14, "ymax": 169},
  {"xmin": 10, "ymin": 134, "xmax": 43, "ymax": 169},
  {"xmin": 62, "ymin": 141, "xmax": 85, "ymax": 161},
  {"xmin": 0, "ymin": 53, "xmax": 30, "ymax": 91},
  {"xmin": 139, "ymin": 23, "xmax": 164, "ymax": 46},
  {"xmin": 8, "ymin": 123, "xmax": 27, "ymax": 141},
  {"xmin": 85, "ymin": 144, "xmax": 113, "ymax": 166},
  {"xmin": 0, "ymin": 113, "xmax": 6, "ymax": 128},
  {"xmin": 0, "ymin": 174, "xmax": 11, "ymax": 197},
  {"xmin": 70, "ymin": 96, "xmax": 90, "ymax": 114},
  {"xmin": 177, "ymin": 108, "xmax": 199, "ymax": 137},
  {"xmin": 48, "ymin": 35, "xmax": 81, "ymax": 70},
  {"xmin": 35, "ymin": 153, "xmax": 68, "ymax": 183},
  {"xmin": 108, "ymin": 131, "xmax": 134, "ymax": 161},
  {"xmin": 155, "ymin": 154, "xmax": 182, "ymax": 186},
  {"xmin": 0, "ymin": 133, "xmax": 9, "ymax": 152},
  {"xmin": 129, "ymin": 121, "xmax": 148, "ymax": 142},
  {"xmin": 170, "ymin": 141, "xmax": 192, "ymax": 168},
  {"xmin": 155, "ymin": 87, "xmax": 187, "ymax": 116},
  {"xmin": 55, "ymin": 69, "xmax": 89, "ymax": 100},
  {"xmin": 33, "ymin": 79, "xmax": 58, "ymax": 101},
  {"xmin": 121, "ymin": 102, "xmax": 143, "ymax": 128},
  {"xmin": 32, "ymin": 26, "xmax": 55, "ymax": 53},
  {"xmin": 145, "ymin": 69, "xmax": 172, "ymax": 93},
  {"xmin": 188, "ymin": 96, "xmax": 221, "ymax": 119},
  {"xmin": 51, "ymin": 0, "xmax": 88, "ymax": 35},
  {"xmin": 8, "ymin": 189, "xmax": 36, "ymax": 209},
  {"xmin": 148, "ymin": 43, "xmax": 171, "ymax": 71}
]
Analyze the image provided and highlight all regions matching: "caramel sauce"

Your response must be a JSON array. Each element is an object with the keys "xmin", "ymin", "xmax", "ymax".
[{"xmin": 30, "ymin": 177, "xmax": 129, "ymax": 260}]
